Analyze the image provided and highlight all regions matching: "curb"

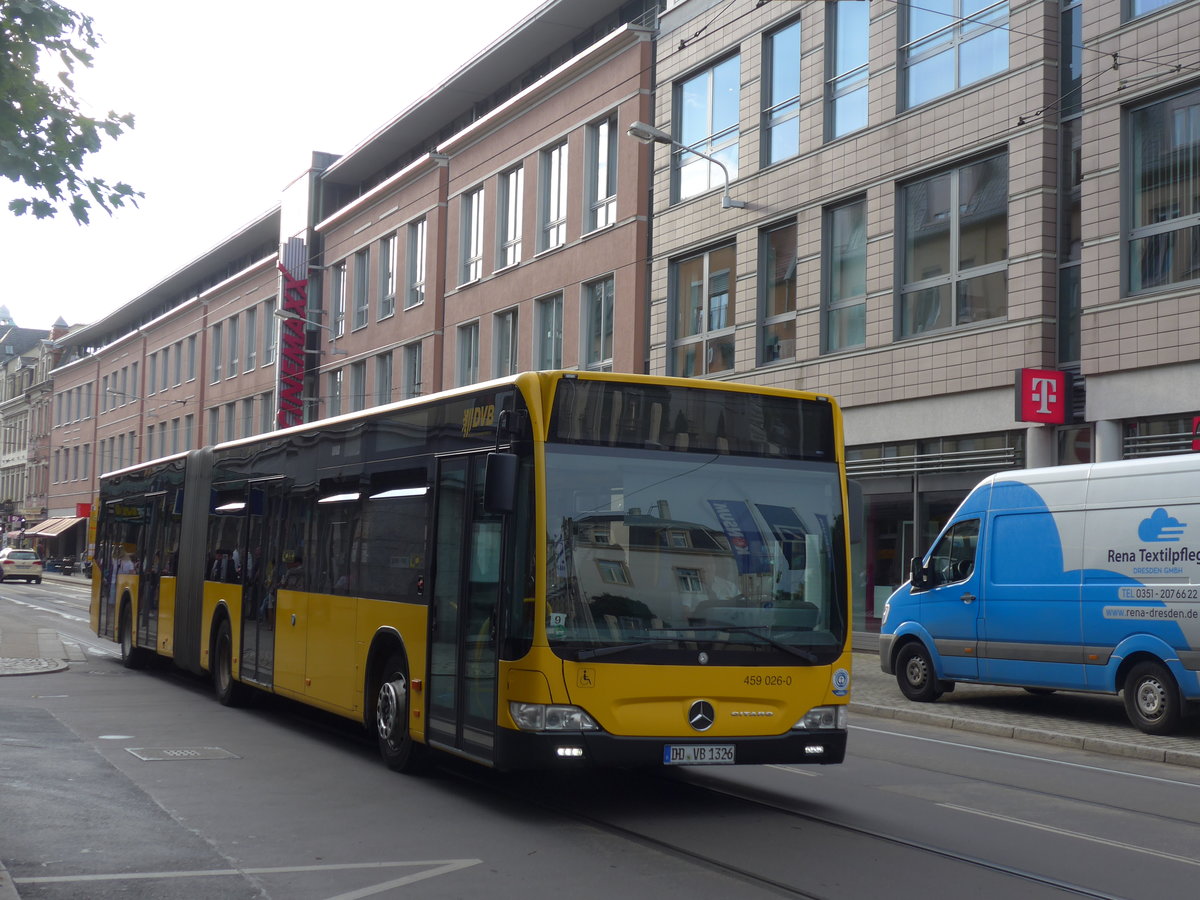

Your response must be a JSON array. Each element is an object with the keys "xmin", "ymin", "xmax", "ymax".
[
  {"xmin": 850, "ymin": 701, "xmax": 1200, "ymax": 769},
  {"xmin": 0, "ymin": 860, "xmax": 18, "ymax": 900}
]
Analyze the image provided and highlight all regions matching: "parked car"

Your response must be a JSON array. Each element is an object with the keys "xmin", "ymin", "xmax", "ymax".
[{"xmin": 0, "ymin": 548, "xmax": 43, "ymax": 584}]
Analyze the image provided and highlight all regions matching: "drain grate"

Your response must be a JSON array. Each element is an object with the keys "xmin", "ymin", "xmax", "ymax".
[{"xmin": 125, "ymin": 747, "xmax": 240, "ymax": 761}]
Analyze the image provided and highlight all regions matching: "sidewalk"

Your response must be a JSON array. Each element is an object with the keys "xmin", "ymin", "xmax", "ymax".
[{"xmin": 850, "ymin": 632, "xmax": 1200, "ymax": 769}]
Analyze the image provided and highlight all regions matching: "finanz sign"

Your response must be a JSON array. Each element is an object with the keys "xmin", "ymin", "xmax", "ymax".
[{"xmin": 1015, "ymin": 368, "xmax": 1068, "ymax": 425}]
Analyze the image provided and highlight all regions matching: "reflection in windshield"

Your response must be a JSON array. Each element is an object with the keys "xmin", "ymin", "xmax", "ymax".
[{"xmin": 544, "ymin": 446, "xmax": 846, "ymax": 659}]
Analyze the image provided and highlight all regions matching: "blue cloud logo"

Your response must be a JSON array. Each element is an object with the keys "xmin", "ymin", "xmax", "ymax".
[{"xmin": 1138, "ymin": 508, "xmax": 1187, "ymax": 543}]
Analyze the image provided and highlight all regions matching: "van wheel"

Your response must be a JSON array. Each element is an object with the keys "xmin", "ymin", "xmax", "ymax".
[
  {"xmin": 375, "ymin": 651, "xmax": 426, "ymax": 773},
  {"xmin": 896, "ymin": 642, "xmax": 943, "ymax": 702},
  {"xmin": 1124, "ymin": 661, "xmax": 1181, "ymax": 735}
]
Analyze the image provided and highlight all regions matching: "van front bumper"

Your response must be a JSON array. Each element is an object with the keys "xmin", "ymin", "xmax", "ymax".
[{"xmin": 878, "ymin": 633, "xmax": 896, "ymax": 674}]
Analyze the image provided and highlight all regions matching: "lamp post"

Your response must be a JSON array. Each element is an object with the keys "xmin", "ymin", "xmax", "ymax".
[{"xmin": 626, "ymin": 120, "xmax": 745, "ymax": 209}]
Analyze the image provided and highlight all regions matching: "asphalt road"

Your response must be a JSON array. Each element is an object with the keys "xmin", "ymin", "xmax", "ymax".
[{"xmin": 3, "ymin": 579, "xmax": 1200, "ymax": 899}]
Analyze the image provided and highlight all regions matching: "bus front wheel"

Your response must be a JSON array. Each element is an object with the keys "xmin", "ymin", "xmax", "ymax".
[
  {"xmin": 1124, "ymin": 661, "xmax": 1182, "ymax": 735},
  {"xmin": 896, "ymin": 642, "xmax": 944, "ymax": 702},
  {"xmin": 375, "ymin": 651, "xmax": 425, "ymax": 773}
]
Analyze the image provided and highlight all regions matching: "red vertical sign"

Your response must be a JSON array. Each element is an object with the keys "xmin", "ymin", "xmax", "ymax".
[
  {"xmin": 277, "ymin": 262, "xmax": 308, "ymax": 429},
  {"xmin": 1192, "ymin": 416, "xmax": 1200, "ymax": 452}
]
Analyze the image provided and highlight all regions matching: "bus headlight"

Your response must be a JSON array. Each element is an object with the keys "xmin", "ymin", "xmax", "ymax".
[
  {"xmin": 793, "ymin": 705, "xmax": 847, "ymax": 731},
  {"xmin": 509, "ymin": 702, "xmax": 599, "ymax": 733}
]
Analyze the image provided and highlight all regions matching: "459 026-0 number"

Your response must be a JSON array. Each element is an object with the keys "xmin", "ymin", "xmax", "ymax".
[{"xmin": 744, "ymin": 673, "xmax": 793, "ymax": 687}]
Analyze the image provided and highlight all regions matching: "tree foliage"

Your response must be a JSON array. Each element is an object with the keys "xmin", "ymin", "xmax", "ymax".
[{"xmin": 1, "ymin": 0, "xmax": 140, "ymax": 223}]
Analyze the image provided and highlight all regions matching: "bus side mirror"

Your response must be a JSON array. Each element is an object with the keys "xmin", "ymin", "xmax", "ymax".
[
  {"xmin": 909, "ymin": 556, "xmax": 931, "ymax": 591},
  {"xmin": 484, "ymin": 452, "xmax": 518, "ymax": 515}
]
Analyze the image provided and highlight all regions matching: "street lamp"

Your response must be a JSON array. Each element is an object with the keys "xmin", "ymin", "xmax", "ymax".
[
  {"xmin": 273, "ymin": 308, "xmax": 348, "ymax": 356},
  {"xmin": 626, "ymin": 120, "xmax": 745, "ymax": 209}
]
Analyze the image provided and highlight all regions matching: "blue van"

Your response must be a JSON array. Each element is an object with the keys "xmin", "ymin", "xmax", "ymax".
[{"xmin": 879, "ymin": 456, "xmax": 1200, "ymax": 735}]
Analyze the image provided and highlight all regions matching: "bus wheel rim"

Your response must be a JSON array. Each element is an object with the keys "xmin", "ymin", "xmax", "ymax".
[{"xmin": 377, "ymin": 676, "xmax": 408, "ymax": 745}]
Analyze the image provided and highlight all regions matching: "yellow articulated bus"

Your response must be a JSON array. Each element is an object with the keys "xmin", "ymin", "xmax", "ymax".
[{"xmin": 91, "ymin": 371, "xmax": 856, "ymax": 772}]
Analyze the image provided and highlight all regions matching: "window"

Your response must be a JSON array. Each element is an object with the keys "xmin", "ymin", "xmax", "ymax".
[
  {"xmin": 403, "ymin": 342, "xmax": 422, "ymax": 399},
  {"xmin": 761, "ymin": 222, "xmax": 798, "ymax": 363},
  {"xmin": 160, "ymin": 345, "xmax": 170, "ymax": 390},
  {"xmin": 587, "ymin": 116, "xmax": 617, "ymax": 230},
  {"xmin": 187, "ymin": 335, "xmax": 197, "ymax": 381},
  {"xmin": 328, "ymin": 369, "xmax": 343, "ymax": 417},
  {"xmin": 263, "ymin": 299, "xmax": 277, "ymax": 365},
  {"xmin": 210, "ymin": 322, "xmax": 222, "ymax": 383},
  {"xmin": 670, "ymin": 244, "xmax": 736, "ymax": 377},
  {"xmin": 259, "ymin": 393, "xmax": 273, "ymax": 434},
  {"xmin": 240, "ymin": 398, "xmax": 254, "ymax": 437},
  {"xmin": 245, "ymin": 306, "xmax": 257, "ymax": 371},
  {"xmin": 207, "ymin": 409, "xmax": 219, "ymax": 445},
  {"xmin": 1128, "ymin": 87, "xmax": 1200, "ymax": 293},
  {"xmin": 461, "ymin": 188, "xmax": 484, "ymax": 284},
  {"xmin": 824, "ymin": 199, "xmax": 867, "ymax": 351},
  {"xmin": 827, "ymin": 1, "xmax": 869, "ymax": 139},
  {"xmin": 350, "ymin": 361, "xmax": 367, "ymax": 412},
  {"xmin": 375, "ymin": 352, "xmax": 393, "ymax": 406},
  {"xmin": 457, "ymin": 321, "xmax": 479, "ymax": 385},
  {"xmin": 900, "ymin": 153, "xmax": 1008, "ymax": 337},
  {"xmin": 675, "ymin": 567, "xmax": 704, "ymax": 593},
  {"xmin": 540, "ymin": 141, "xmax": 568, "ymax": 250},
  {"xmin": 764, "ymin": 20, "xmax": 801, "ymax": 164},
  {"xmin": 498, "ymin": 166, "xmax": 523, "ymax": 268},
  {"xmin": 494, "ymin": 309, "xmax": 519, "ymax": 377},
  {"xmin": 406, "ymin": 218, "xmax": 426, "ymax": 308},
  {"xmin": 331, "ymin": 261, "xmax": 347, "ymax": 336},
  {"xmin": 147, "ymin": 353, "xmax": 157, "ymax": 395},
  {"xmin": 379, "ymin": 233, "xmax": 397, "ymax": 319},
  {"xmin": 353, "ymin": 248, "xmax": 369, "ymax": 330},
  {"xmin": 224, "ymin": 401, "xmax": 237, "ymax": 442},
  {"xmin": 903, "ymin": 0, "xmax": 1008, "ymax": 109},
  {"xmin": 535, "ymin": 294, "xmax": 563, "ymax": 369},
  {"xmin": 227, "ymin": 315, "xmax": 239, "ymax": 377},
  {"xmin": 584, "ymin": 276, "xmax": 614, "ymax": 371},
  {"xmin": 676, "ymin": 56, "xmax": 740, "ymax": 200},
  {"xmin": 597, "ymin": 559, "xmax": 631, "ymax": 585},
  {"xmin": 184, "ymin": 414, "xmax": 195, "ymax": 448},
  {"xmin": 170, "ymin": 417, "xmax": 181, "ymax": 454},
  {"xmin": 1128, "ymin": 0, "xmax": 1186, "ymax": 18}
]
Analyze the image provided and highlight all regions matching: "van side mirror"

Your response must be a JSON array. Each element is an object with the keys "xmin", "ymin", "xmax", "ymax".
[
  {"xmin": 483, "ymin": 452, "xmax": 519, "ymax": 515},
  {"xmin": 909, "ymin": 556, "xmax": 931, "ymax": 591}
]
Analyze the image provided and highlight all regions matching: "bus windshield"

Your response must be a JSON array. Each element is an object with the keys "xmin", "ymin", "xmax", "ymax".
[{"xmin": 543, "ymin": 444, "xmax": 847, "ymax": 664}]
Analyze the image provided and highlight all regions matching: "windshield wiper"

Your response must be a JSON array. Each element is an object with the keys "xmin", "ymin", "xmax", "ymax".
[
  {"xmin": 576, "ymin": 638, "xmax": 675, "ymax": 660},
  {"xmin": 648, "ymin": 625, "xmax": 819, "ymax": 662}
]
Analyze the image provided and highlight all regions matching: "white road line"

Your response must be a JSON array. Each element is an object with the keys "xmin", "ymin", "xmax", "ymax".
[
  {"xmin": 15, "ymin": 859, "xmax": 483, "ymax": 894},
  {"xmin": 851, "ymin": 723, "xmax": 1200, "ymax": 790},
  {"xmin": 939, "ymin": 803, "xmax": 1200, "ymax": 868}
]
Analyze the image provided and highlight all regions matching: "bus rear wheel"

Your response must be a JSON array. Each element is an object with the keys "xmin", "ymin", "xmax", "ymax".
[
  {"xmin": 375, "ymin": 651, "xmax": 425, "ymax": 773},
  {"xmin": 119, "ymin": 602, "xmax": 149, "ymax": 669},
  {"xmin": 1124, "ymin": 660, "xmax": 1182, "ymax": 735},
  {"xmin": 213, "ymin": 618, "xmax": 251, "ymax": 707}
]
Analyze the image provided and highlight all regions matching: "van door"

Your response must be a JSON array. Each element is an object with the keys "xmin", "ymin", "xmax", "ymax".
[{"xmin": 917, "ymin": 518, "xmax": 981, "ymax": 680}]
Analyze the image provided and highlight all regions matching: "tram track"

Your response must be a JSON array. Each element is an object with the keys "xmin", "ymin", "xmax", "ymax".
[{"xmin": 452, "ymin": 762, "xmax": 1133, "ymax": 900}]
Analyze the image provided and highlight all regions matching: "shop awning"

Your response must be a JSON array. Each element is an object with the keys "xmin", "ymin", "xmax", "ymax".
[{"xmin": 27, "ymin": 516, "xmax": 85, "ymax": 538}]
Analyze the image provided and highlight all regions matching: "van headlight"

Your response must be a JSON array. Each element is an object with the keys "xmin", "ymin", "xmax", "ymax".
[
  {"xmin": 881, "ymin": 598, "xmax": 890, "ymax": 625},
  {"xmin": 793, "ymin": 705, "xmax": 847, "ymax": 731},
  {"xmin": 509, "ymin": 702, "xmax": 599, "ymax": 732}
]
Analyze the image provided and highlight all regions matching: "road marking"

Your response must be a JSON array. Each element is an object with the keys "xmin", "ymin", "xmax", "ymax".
[
  {"xmin": 851, "ymin": 723, "xmax": 1200, "ymax": 790},
  {"xmin": 940, "ymin": 803, "xmax": 1200, "ymax": 868},
  {"xmin": 4, "ymin": 596, "xmax": 89, "ymax": 623},
  {"xmin": 765, "ymin": 764, "xmax": 818, "ymax": 776},
  {"xmin": 15, "ymin": 858, "xmax": 483, "ymax": 899}
]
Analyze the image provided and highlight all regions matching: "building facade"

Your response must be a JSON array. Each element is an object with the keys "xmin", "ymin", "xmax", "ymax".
[{"xmin": 39, "ymin": 0, "xmax": 1200, "ymax": 633}]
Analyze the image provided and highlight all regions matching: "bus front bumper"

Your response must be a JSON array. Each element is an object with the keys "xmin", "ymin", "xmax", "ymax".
[{"xmin": 493, "ymin": 728, "xmax": 847, "ymax": 771}]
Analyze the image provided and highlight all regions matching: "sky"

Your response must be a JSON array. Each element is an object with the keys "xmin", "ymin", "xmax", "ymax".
[{"xmin": 1, "ymin": 0, "xmax": 545, "ymax": 332}]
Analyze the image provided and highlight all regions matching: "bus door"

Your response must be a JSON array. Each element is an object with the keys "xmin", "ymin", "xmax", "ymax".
[
  {"xmin": 135, "ymin": 491, "xmax": 168, "ymax": 653},
  {"xmin": 428, "ymin": 453, "xmax": 503, "ymax": 762},
  {"xmin": 237, "ymin": 485, "xmax": 272, "ymax": 687}
]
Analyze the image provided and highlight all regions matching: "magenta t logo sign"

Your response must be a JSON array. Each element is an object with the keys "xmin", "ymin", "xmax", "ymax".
[{"xmin": 1015, "ymin": 368, "xmax": 1068, "ymax": 424}]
